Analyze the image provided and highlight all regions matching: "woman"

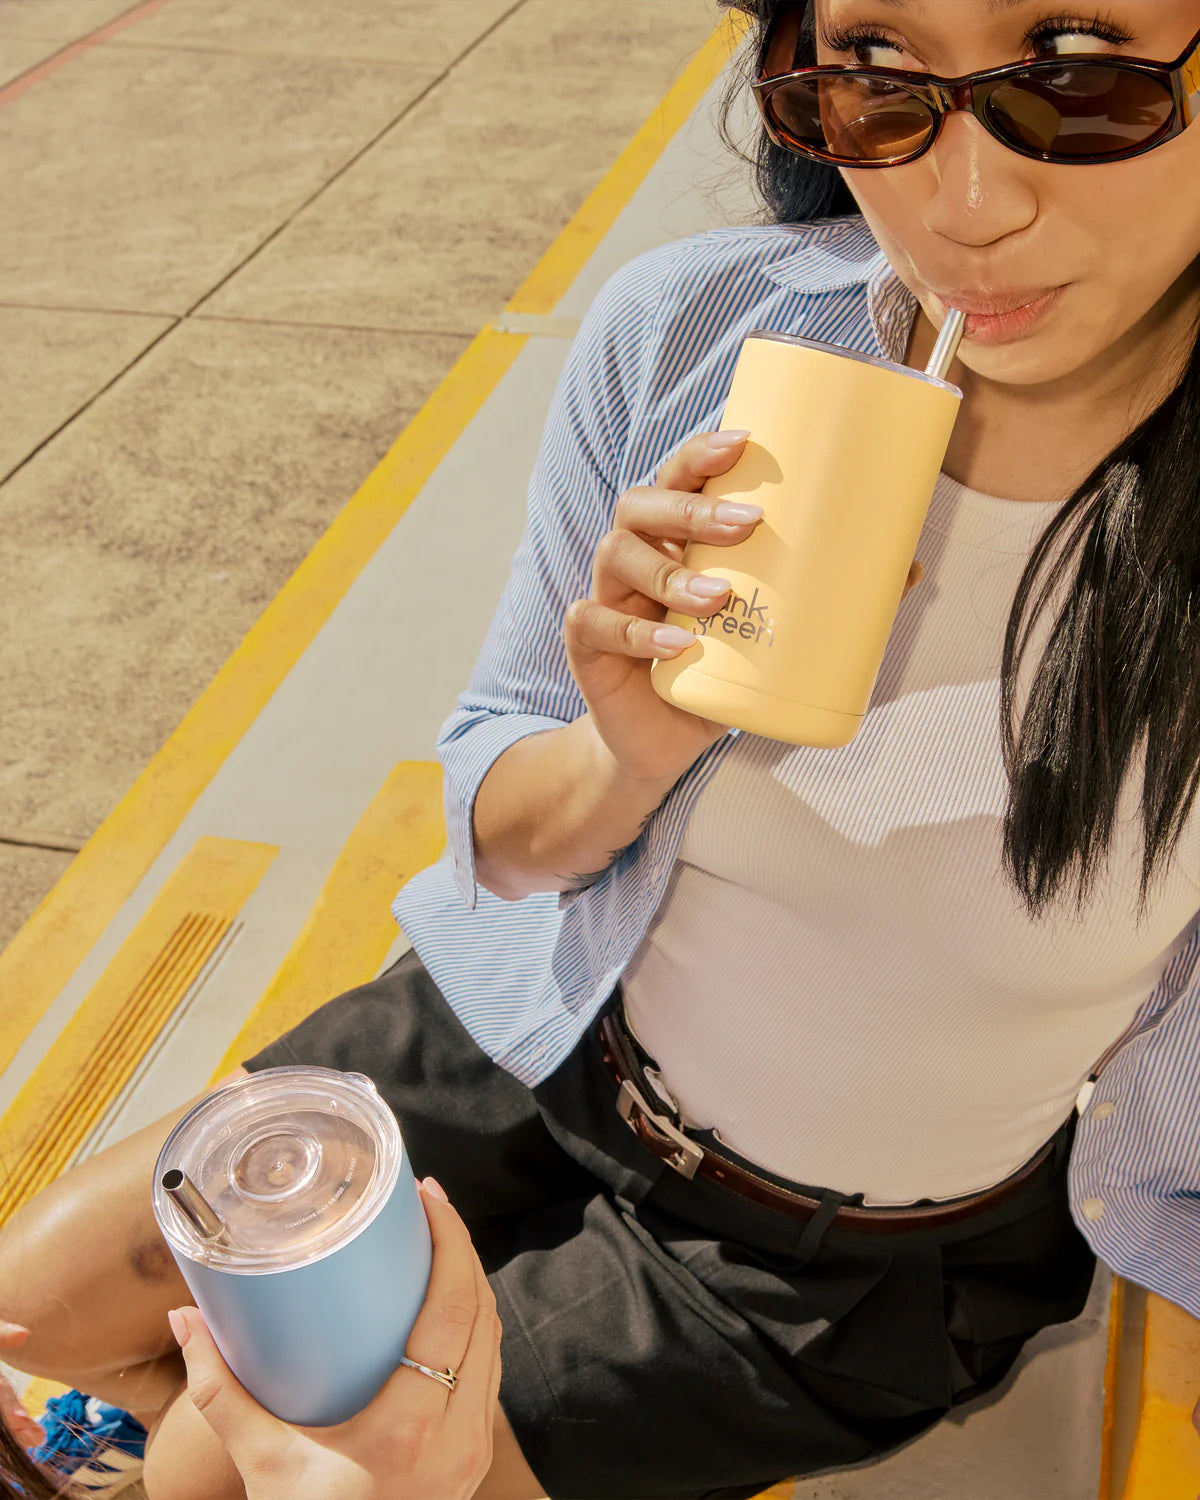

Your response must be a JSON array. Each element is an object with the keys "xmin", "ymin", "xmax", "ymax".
[
  {"xmin": 0, "ymin": 1180, "xmax": 499, "ymax": 1499},
  {"xmin": 2, "ymin": 1, "xmax": 1199, "ymax": 1496}
]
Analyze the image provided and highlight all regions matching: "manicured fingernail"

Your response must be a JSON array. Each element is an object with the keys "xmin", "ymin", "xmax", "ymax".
[
  {"xmin": 708, "ymin": 429, "xmax": 750, "ymax": 450},
  {"xmin": 714, "ymin": 502, "xmax": 763, "ymax": 524},
  {"xmin": 421, "ymin": 1176, "xmax": 449, "ymax": 1203},
  {"xmin": 167, "ymin": 1309, "xmax": 189, "ymax": 1348},
  {"xmin": 0, "ymin": 1322, "xmax": 30, "ymax": 1340},
  {"xmin": 652, "ymin": 626, "xmax": 697, "ymax": 650},
  {"xmin": 688, "ymin": 576, "xmax": 730, "ymax": 599}
]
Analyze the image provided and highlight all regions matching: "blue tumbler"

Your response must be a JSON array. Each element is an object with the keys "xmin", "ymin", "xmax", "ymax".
[{"xmin": 152, "ymin": 1065, "xmax": 432, "ymax": 1426}]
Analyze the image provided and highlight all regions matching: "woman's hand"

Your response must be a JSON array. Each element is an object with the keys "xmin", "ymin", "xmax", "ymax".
[
  {"xmin": 171, "ymin": 1180, "xmax": 501, "ymax": 1500},
  {"xmin": 0, "ymin": 1321, "xmax": 46, "ymax": 1448},
  {"xmin": 564, "ymin": 430, "xmax": 925, "ymax": 788},
  {"xmin": 563, "ymin": 429, "xmax": 759, "ymax": 786}
]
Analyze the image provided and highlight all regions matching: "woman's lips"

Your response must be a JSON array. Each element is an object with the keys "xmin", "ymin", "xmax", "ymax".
[{"xmin": 932, "ymin": 287, "xmax": 1065, "ymax": 345}]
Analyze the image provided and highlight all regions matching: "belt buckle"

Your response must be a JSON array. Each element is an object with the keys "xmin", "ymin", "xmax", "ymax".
[{"xmin": 616, "ymin": 1077, "xmax": 703, "ymax": 1180}]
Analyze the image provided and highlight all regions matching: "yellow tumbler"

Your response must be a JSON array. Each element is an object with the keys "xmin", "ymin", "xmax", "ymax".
[{"xmin": 651, "ymin": 324, "xmax": 965, "ymax": 748}]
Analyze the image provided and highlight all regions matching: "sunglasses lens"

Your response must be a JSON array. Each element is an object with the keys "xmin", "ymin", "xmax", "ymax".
[
  {"xmin": 985, "ymin": 65, "xmax": 1175, "ymax": 158},
  {"xmin": 767, "ymin": 75, "xmax": 935, "ymax": 162}
]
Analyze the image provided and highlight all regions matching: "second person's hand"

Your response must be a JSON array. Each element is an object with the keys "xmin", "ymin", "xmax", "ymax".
[{"xmin": 171, "ymin": 1179, "xmax": 501, "ymax": 1500}]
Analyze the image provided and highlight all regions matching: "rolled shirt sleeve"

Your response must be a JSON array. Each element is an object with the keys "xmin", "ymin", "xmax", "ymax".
[{"xmin": 438, "ymin": 258, "xmax": 660, "ymax": 909}]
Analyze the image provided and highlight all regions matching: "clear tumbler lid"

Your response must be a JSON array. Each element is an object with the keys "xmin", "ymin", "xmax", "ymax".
[
  {"xmin": 153, "ymin": 1066, "xmax": 403, "ymax": 1274},
  {"xmin": 745, "ymin": 325, "xmax": 964, "ymax": 395}
]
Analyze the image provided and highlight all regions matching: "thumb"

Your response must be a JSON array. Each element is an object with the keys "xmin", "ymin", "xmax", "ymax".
[{"xmin": 170, "ymin": 1307, "xmax": 290, "ymax": 1470}]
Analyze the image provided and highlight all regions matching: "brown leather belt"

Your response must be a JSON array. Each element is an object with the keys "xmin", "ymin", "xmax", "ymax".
[{"xmin": 599, "ymin": 1010, "xmax": 1056, "ymax": 1235}]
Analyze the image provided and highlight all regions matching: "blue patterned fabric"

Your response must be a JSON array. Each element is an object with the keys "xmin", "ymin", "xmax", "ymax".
[
  {"xmin": 393, "ymin": 215, "xmax": 1200, "ymax": 1318},
  {"xmin": 30, "ymin": 1389, "xmax": 146, "ymax": 1480}
]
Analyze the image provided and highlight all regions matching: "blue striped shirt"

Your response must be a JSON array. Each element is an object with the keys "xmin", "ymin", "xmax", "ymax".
[{"xmin": 394, "ymin": 214, "xmax": 1200, "ymax": 1318}]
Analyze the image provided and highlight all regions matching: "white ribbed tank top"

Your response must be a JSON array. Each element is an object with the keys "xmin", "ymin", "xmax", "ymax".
[{"xmin": 621, "ymin": 472, "xmax": 1200, "ymax": 1204}]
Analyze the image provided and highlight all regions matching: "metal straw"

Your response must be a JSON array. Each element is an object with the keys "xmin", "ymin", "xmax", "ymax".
[
  {"xmin": 925, "ymin": 307, "xmax": 967, "ymax": 381},
  {"xmin": 161, "ymin": 1168, "xmax": 225, "ymax": 1241}
]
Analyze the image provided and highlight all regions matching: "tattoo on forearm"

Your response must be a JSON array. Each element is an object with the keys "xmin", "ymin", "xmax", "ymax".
[{"xmin": 557, "ymin": 792, "xmax": 671, "ymax": 893}]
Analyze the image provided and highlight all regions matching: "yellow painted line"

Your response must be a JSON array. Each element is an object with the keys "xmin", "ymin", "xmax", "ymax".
[
  {"xmin": 1100, "ymin": 1276, "xmax": 1127, "ymax": 1499},
  {"xmin": 21, "ymin": 1376, "xmax": 70, "ymax": 1422},
  {"xmin": 1116, "ymin": 1292, "xmax": 1200, "ymax": 1497},
  {"xmin": 505, "ymin": 12, "xmax": 750, "ymax": 316},
  {"xmin": 0, "ymin": 838, "xmax": 276, "ymax": 1225},
  {"xmin": 0, "ymin": 11, "xmax": 745, "ymax": 1080},
  {"xmin": 212, "ymin": 762, "xmax": 444, "ymax": 1077}
]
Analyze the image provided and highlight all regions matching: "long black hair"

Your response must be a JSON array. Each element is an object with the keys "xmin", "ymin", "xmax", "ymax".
[
  {"xmin": 0, "ymin": 1417, "xmax": 71, "ymax": 1498},
  {"xmin": 718, "ymin": 0, "xmax": 1200, "ymax": 920}
]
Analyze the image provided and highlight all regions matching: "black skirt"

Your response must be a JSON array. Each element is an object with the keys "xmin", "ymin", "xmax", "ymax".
[{"xmin": 243, "ymin": 947, "xmax": 1096, "ymax": 1500}]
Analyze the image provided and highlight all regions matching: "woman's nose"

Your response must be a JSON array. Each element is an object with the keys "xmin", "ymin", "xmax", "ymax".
[{"xmin": 919, "ymin": 110, "xmax": 1039, "ymax": 247}]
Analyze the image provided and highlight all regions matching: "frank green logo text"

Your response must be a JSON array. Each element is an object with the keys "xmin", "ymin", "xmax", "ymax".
[{"xmin": 694, "ymin": 587, "xmax": 775, "ymax": 646}]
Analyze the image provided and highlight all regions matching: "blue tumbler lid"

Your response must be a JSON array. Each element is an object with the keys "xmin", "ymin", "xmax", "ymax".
[{"xmin": 152, "ymin": 1066, "xmax": 403, "ymax": 1275}]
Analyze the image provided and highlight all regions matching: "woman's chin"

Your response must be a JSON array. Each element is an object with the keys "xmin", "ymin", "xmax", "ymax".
[{"xmin": 950, "ymin": 334, "xmax": 1094, "ymax": 390}]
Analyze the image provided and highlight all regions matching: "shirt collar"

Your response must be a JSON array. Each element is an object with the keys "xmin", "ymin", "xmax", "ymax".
[
  {"xmin": 761, "ymin": 216, "xmax": 919, "ymax": 363},
  {"xmin": 867, "ymin": 254, "xmax": 920, "ymax": 363}
]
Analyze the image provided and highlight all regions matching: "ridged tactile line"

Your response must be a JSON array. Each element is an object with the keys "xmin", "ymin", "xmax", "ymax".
[
  {"xmin": 0, "ymin": 838, "xmax": 277, "ymax": 1226},
  {"xmin": 0, "ymin": 11, "xmax": 747, "ymax": 1084},
  {"xmin": 0, "ymin": 913, "xmax": 228, "ymax": 1221},
  {"xmin": 11, "ymin": 913, "xmax": 228, "ymax": 1195}
]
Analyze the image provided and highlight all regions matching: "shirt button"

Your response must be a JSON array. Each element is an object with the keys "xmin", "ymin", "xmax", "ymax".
[
  {"xmin": 530, "ymin": 1045, "xmax": 547, "ymax": 1063},
  {"xmin": 1092, "ymin": 1101, "xmax": 1116, "ymax": 1120},
  {"xmin": 1082, "ymin": 1198, "xmax": 1106, "ymax": 1222}
]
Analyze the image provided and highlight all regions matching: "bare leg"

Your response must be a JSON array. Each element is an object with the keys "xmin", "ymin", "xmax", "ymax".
[
  {"xmin": 142, "ymin": 1381, "xmax": 546, "ymax": 1500},
  {"xmin": 141, "ymin": 1382, "xmax": 242, "ymax": 1500},
  {"xmin": 0, "ymin": 1071, "xmax": 247, "ymax": 1426},
  {"xmin": 1, "ymin": 1070, "xmax": 546, "ymax": 1497}
]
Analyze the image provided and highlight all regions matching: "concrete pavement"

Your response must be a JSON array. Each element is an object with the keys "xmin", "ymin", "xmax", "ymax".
[{"xmin": 0, "ymin": 0, "xmax": 726, "ymax": 953}]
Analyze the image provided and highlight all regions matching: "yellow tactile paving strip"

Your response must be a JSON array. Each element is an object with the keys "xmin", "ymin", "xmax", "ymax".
[{"xmin": 0, "ymin": 837, "xmax": 276, "ymax": 1225}]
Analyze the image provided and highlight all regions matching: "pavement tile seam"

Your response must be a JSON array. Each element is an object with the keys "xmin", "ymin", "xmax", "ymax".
[
  {"xmin": 0, "ymin": 301, "xmax": 174, "ymax": 320},
  {"xmin": 0, "ymin": 834, "xmax": 85, "ymax": 854},
  {"xmin": 101, "ymin": 41, "xmax": 435, "ymax": 66},
  {"xmin": 0, "ymin": 315, "xmax": 180, "ymax": 489},
  {"xmin": 182, "ymin": 0, "xmax": 529, "ymax": 321}
]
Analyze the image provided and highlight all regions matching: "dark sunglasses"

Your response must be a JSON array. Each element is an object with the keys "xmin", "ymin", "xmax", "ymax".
[{"xmin": 752, "ymin": 5, "xmax": 1200, "ymax": 167}]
